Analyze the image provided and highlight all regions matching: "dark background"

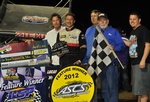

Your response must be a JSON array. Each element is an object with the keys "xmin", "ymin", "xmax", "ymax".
[
  {"xmin": 7, "ymin": 0, "xmax": 150, "ymax": 36},
  {"xmin": 71, "ymin": 0, "xmax": 150, "ymax": 36}
]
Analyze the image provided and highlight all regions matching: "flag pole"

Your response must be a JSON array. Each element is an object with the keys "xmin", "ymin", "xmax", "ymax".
[{"xmin": 96, "ymin": 26, "xmax": 124, "ymax": 69}]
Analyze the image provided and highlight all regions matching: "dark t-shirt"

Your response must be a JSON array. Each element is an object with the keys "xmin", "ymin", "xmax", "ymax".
[{"xmin": 129, "ymin": 25, "xmax": 150, "ymax": 65}]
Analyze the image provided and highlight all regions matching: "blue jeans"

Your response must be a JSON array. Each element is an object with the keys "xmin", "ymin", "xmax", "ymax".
[{"xmin": 100, "ymin": 64, "xmax": 119, "ymax": 102}]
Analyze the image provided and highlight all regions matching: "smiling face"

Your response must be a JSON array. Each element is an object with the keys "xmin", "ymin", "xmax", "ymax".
[
  {"xmin": 98, "ymin": 17, "xmax": 109, "ymax": 29},
  {"xmin": 65, "ymin": 15, "xmax": 75, "ymax": 28},
  {"xmin": 129, "ymin": 14, "xmax": 141, "ymax": 30},
  {"xmin": 51, "ymin": 16, "xmax": 62, "ymax": 31}
]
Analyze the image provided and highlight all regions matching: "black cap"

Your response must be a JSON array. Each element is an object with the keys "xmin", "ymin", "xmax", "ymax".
[{"xmin": 98, "ymin": 13, "xmax": 108, "ymax": 19}]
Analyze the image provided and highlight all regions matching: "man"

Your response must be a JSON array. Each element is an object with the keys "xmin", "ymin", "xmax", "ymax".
[
  {"xmin": 44, "ymin": 13, "xmax": 65, "ymax": 102},
  {"xmin": 98, "ymin": 13, "xmax": 125, "ymax": 102},
  {"xmin": 83, "ymin": 9, "xmax": 101, "ymax": 64},
  {"xmin": 82, "ymin": 9, "xmax": 101, "ymax": 102},
  {"xmin": 128, "ymin": 11, "xmax": 150, "ymax": 102},
  {"xmin": 45, "ymin": 13, "xmax": 65, "ymax": 65},
  {"xmin": 56, "ymin": 12, "xmax": 86, "ymax": 68}
]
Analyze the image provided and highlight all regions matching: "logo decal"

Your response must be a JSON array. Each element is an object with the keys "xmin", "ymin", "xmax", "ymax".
[
  {"xmin": 22, "ymin": 16, "xmax": 49, "ymax": 24},
  {"xmin": 3, "ymin": 68, "xmax": 19, "ymax": 80},
  {"xmin": 0, "ymin": 45, "xmax": 12, "ymax": 54},
  {"xmin": 4, "ymin": 88, "xmax": 42, "ymax": 102}
]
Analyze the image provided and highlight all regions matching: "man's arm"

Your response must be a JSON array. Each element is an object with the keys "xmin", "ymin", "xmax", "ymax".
[{"xmin": 139, "ymin": 42, "xmax": 150, "ymax": 68}]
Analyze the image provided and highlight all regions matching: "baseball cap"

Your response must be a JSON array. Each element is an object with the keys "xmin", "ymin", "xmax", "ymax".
[{"xmin": 98, "ymin": 13, "xmax": 108, "ymax": 19}]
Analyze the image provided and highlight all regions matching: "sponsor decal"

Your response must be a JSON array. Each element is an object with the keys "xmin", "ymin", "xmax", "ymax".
[
  {"xmin": 22, "ymin": 16, "xmax": 49, "ymax": 24},
  {"xmin": 48, "ymin": 75, "xmax": 53, "ymax": 80},
  {"xmin": 0, "ymin": 45, "xmax": 12, "ymax": 54},
  {"xmin": 60, "ymin": 35, "xmax": 66, "ymax": 38},
  {"xmin": 16, "ymin": 32, "xmax": 46, "ymax": 39},
  {"xmin": 3, "ymin": 88, "xmax": 42, "ymax": 102},
  {"xmin": 3, "ymin": 68, "xmax": 19, "ymax": 80},
  {"xmin": 51, "ymin": 66, "xmax": 94, "ymax": 102},
  {"xmin": 33, "ymin": 48, "xmax": 48, "ymax": 55},
  {"xmin": 36, "ymin": 54, "xmax": 49, "ymax": 64},
  {"xmin": 70, "ymin": 35, "xmax": 77, "ymax": 39},
  {"xmin": 47, "ymin": 70, "xmax": 57, "ymax": 74}
]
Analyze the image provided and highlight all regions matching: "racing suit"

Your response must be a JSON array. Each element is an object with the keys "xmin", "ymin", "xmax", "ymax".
[{"xmin": 57, "ymin": 27, "xmax": 86, "ymax": 68}]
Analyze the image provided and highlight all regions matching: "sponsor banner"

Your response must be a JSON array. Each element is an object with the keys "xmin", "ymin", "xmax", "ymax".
[
  {"xmin": 0, "ymin": 31, "xmax": 46, "ymax": 40},
  {"xmin": 1, "ymin": 55, "xmax": 50, "ymax": 68},
  {"xmin": 0, "ymin": 40, "xmax": 50, "ymax": 68},
  {"xmin": 0, "ymin": 51, "xmax": 31, "ymax": 58},
  {"xmin": 50, "ymin": 66, "xmax": 95, "ymax": 102},
  {"xmin": 0, "ymin": 66, "xmax": 47, "ymax": 102}
]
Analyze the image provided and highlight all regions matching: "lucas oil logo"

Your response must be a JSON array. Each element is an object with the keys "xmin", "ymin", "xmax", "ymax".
[{"xmin": 51, "ymin": 66, "xmax": 94, "ymax": 102}]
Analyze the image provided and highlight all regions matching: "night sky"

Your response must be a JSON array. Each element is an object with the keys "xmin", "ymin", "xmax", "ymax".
[
  {"xmin": 7, "ymin": 0, "xmax": 150, "ymax": 36},
  {"xmin": 71, "ymin": 0, "xmax": 149, "ymax": 36}
]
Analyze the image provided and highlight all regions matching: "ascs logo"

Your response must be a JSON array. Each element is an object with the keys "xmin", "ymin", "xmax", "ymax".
[{"xmin": 51, "ymin": 66, "xmax": 95, "ymax": 102}]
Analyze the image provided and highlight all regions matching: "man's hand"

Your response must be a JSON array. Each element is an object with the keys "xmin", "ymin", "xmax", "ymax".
[
  {"xmin": 108, "ymin": 44, "xmax": 114, "ymax": 50},
  {"xmin": 139, "ymin": 60, "xmax": 146, "ymax": 69},
  {"xmin": 57, "ymin": 53, "xmax": 64, "ymax": 57},
  {"xmin": 73, "ymin": 60, "xmax": 81, "ymax": 65}
]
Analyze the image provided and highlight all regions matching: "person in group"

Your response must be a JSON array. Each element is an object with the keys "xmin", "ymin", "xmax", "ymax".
[
  {"xmin": 45, "ymin": 13, "xmax": 65, "ymax": 66},
  {"xmin": 98, "ymin": 13, "xmax": 125, "ymax": 102},
  {"xmin": 117, "ymin": 28, "xmax": 132, "ymax": 92},
  {"xmin": 128, "ymin": 11, "xmax": 150, "ymax": 102},
  {"xmin": 82, "ymin": 9, "xmax": 101, "ymax": 102},
  {"xmin": 56, "ymin": 12, "xmax": 86, "ymax": 68},
  {"xmin": 44, "ymin": 13, "xmax": 65, "ymax": 102}
]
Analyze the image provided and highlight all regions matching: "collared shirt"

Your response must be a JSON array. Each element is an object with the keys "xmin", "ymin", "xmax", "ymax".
[{"xmin": 45, "ymin": 26, "xmax": 65, "ymax": 65}]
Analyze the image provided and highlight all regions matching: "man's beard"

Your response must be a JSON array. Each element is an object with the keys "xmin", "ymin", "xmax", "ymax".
[{"xmin": 99, "ymin": 24, "xmax": 108, "ymax": 29}]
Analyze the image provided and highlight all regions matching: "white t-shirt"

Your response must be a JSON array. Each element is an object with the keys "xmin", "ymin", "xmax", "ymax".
[{"xmin": 45, "ymin": 26, "xmax": 65, "ymax": 65}]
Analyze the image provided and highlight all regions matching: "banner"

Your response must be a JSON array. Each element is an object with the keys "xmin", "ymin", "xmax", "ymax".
[
  {"xmin": 0, "ymin": 66, "xmax": 47, "ymax": 102},
  {"xmin": 0, "ymin": 40, "xmax": 50, "ymax": 102}
]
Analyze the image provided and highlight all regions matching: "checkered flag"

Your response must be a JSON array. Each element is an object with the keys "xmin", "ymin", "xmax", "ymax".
[
  {"xmin": 4, "ymin": 93, "xmax": 9, "ymax": 102},
  {"xmin": 87, "ymin": 27, "xmax": 117, "ymax": 79},
  {"xmin": 33, "ymin": 90, "xmax": 42, "ymax": 102}
]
